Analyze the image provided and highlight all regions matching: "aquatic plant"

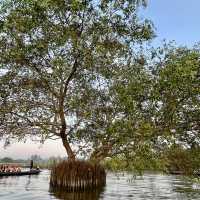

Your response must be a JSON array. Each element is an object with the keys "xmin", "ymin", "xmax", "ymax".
[{"xmin": 50, "ymin": 160, "xmax": 106, "ymax": 191}]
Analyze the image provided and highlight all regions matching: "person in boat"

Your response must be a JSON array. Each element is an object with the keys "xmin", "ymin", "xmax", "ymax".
[
  {"xmin": 17, "ymin": 166, "xmax": 21, "ymax": 172},
  {"xmin": 11, "ymin": 164, "xmax": 21, "ymax": 172},
  {"xmin": 10, "ymin": 165, "xmax": 15, "ymax": 172},
  {"xmin": 2, "ymin": 165, "xmax": 5, "ymax": 172},
  {"xmin": 11, "ymin": 165, "xmax": 17, "ymax": 172},
  {"xmin": 30, "ymin": 160, "xmax": 33, "ymax": 170},
  {"xmin": 5, "ymin": 165, "xmax": 11, "ymax": 172},
  {"xmin": 0, "ymin": 165, "xmax": 4, "ymax": 172},
  {"xmin": 0, "ymin": 164, "xmax": 22, "ymax": 173}
]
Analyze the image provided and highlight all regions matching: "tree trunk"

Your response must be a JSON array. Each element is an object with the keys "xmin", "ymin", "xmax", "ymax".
[
  {"xmin": 60, "ymin": 123, "xmax": 75, "ymax": 162},
  {"xmin": 62, "ymin": 137, "xmax": 76, "ymax": 161},
  {"xmin": 59, "ymin": 96, "xmax": 76, "ymax": 161},
  {"xmin": 58, "ymin": 58, "xmax": 79, "ymax": 162}
]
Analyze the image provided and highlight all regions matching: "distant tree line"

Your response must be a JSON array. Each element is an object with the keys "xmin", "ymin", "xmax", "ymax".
[{"xmin": 0, "ymin": 155, "xmax": 65, "ymax": 169}]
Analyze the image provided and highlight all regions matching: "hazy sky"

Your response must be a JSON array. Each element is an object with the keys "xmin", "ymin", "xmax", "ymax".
[
  {"xmin": 1, "ymin": 0, "xmax": 199, "ymax": 159},
  {"xmin": 0, "ymin": 139, "xmax": 67, "ymax": 159}
]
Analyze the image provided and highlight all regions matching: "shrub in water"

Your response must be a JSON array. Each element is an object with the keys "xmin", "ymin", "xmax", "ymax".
[{"xmin": 50, "ymin": 160, "xmax": 106, "ymax": 191}]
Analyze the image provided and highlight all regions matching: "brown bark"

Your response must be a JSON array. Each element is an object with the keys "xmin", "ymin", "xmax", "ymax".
[
  {"xmin": 60, "ymin": 124, "xmax": 75, "ymax": 161},
  {"xmin": 90, "ymin": 144, "xmax": 112, "ymax": 164},
  {"xmin": 58, "ymin": 57, "xmax": 79, "ymax": 161},
  {"xmin": 59, "ymin": 98, "xmax": 76, "ymax": 161}
]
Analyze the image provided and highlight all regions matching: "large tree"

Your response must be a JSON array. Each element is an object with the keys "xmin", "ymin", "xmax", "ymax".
[
  {"xmin": 0, "ymin": 0, "xmax": 153, "ymax": 161},
  {"xmin": 152, "ymin": 45, "xmax": 200, "ymax": 148},
  {"xmin": 107, "ymin": 44, "xmax": 200, "ymax": 169}
]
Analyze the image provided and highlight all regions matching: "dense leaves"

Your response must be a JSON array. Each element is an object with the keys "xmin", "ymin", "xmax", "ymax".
[
  {"xmin": 0, "ymin": 0, "xmax": 199, "ymax": 170},
  {"xmin": 152, "ymin": 46, "xmax": 200, "ymax": 148},
  {"xmin": 0, "ymin": 0, "xmax": 153, "ymax": 161},
  {"xmin": 104, "ymin": 44, "xmax": 200, "ymax": 168}
]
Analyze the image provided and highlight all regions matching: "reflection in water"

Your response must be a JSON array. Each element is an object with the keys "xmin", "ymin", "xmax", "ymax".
[
  {"xmin": 25, "ymin": 175, "xmax": 31, "ymax": 191},
  {"xmin": 1, "ymin": 171, "xmax": 200, "ymax": 200},
  {"xmin": 50, "ymin": 187, "xmax": 104, "ymax": 200},
  {"xmin": 172, "ymin": 179, "xmax": 200, "ymax": 200}
]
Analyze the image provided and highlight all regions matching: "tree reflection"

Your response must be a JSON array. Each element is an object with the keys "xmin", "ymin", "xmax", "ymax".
[{"xmin": 49, "ymin": 187, "xmax": 105, "ymax": 200}]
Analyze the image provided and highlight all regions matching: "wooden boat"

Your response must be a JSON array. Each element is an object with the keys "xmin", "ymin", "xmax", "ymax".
[
  {"xmin": 168, "ymin": 170, "xmax": 184, "ymax": 175},
  {"xmin": 168, "ymin": 170, "xmax": 200, "ymax": 176},
  {"xmin": 0, "ymin": 169, "xmax": 41, "ymax": 177}
]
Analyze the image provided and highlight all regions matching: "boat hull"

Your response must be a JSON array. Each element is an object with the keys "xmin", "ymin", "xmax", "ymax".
[{"xmin": 0, "ymin": 169, "xmax": 41, "ymax": 177}]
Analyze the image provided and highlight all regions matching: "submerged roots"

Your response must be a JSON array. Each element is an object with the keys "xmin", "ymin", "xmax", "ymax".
[{"xmin": 50, "ymin": 160, "xmax": 106, "ymax": 191}]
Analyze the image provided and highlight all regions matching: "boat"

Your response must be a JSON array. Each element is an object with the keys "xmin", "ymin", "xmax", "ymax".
[
  {"xmin": 167, "ymin": 170, "xmax": 200, "ymax": 176},
  {"xmin": 0, "ymin": 169, "xmax": 41, "ymax": 177},
  {"xmin": 168, "ymin": 171, "xmax": 184, "ymax": 175}
]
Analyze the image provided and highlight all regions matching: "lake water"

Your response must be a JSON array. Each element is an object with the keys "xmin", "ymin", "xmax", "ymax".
[{"xmin": 0, "ymin": 170, "xmax": 200, "ymax": 200}]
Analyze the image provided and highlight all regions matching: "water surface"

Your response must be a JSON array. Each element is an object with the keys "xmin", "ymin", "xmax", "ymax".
[{"xmin": 0, "ymin": 170, "xmax": 200, "ymax": 200}]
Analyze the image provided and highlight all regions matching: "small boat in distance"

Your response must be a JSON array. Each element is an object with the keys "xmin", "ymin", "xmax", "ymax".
[
  {"xmin": 0, "ymin": 169, "xmax": 41, "ymax": 177},
  {"xmin": 0, "ymin": 160, "xmax": 41, "ymax": 177}
]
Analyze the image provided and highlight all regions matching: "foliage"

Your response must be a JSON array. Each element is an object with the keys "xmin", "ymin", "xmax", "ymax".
[
  {"xmin": 0, "ymin": 0, "xmax": 199, "ymax": 173},
  {"xmin": 0, "ymin": 0, "xmax": 154, "ymax": 161},
  {"xmin": 104, "ymin": 43, "xmax": 200, "ymax": 171},
  {"xmin": 103, "ymin": 150, "xmax": 166, "ymax": 172},
  {"xmin": 151, "ymin": 45, "xmax": 200, "ymax": 147},
  {"xmin": 164, "ymin": 145, "xmax": 200, "ymax": 174}
]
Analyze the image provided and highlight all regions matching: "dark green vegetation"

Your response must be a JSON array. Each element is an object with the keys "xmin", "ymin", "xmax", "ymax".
[
  {"xmin": 0, "ymin": 0, "xmax": 199, "ymax": 178},
  {"xmin": 103, "ymin": 145, "xmax": 200, "ymax": 175},
  {"xmin": 165, "ymin": 145, "xmax": 200, "ymax": 175}
]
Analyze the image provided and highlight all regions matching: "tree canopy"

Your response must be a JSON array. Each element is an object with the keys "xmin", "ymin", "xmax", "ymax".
[
  {"xmin": 0, "ymin": 0, "xmax": 154, "ymax": 161},
  {"xmin": 152, "ymin": 45, "xmax": 200, "ymax": 148},
  {"xmin": 0, "ymin": 0, "xmax": 199, "ymax": 168},
  {"xmin": 100, "ymin": 43, "xmax": 199, "ymax": 168}
]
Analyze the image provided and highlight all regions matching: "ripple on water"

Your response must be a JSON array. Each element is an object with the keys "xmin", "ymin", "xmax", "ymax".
[{"xmin": 0, "ymin": 170, "xmax": 200, "ymax": 200}]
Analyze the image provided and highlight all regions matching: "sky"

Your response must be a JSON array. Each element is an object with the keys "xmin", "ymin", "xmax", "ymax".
[
  {"xmin": 142, "ymin": 0, "xmax": 200, "ymax": 46},
  {"xmin": 1, "ymin": 0, "xmax": 200, "ymax": 159},
  {"xmin": 0, "ymin": 139, "xmax": 67, "ymax": 159}
]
